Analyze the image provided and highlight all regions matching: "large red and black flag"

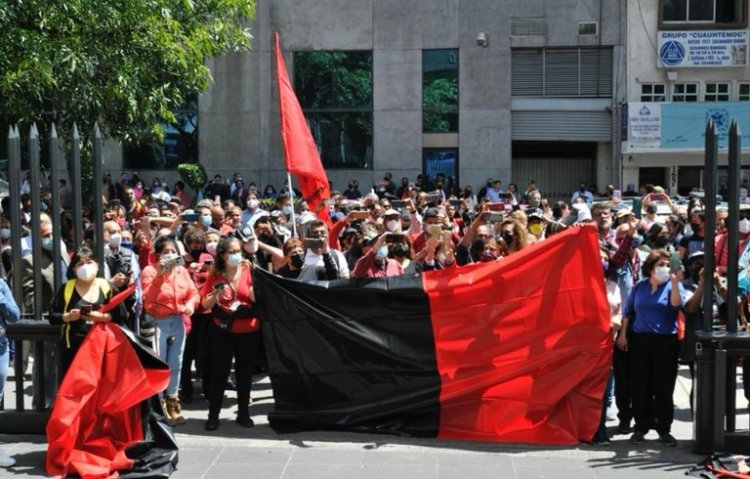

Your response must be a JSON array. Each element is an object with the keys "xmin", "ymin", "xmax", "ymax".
[
  {"xmin": 47, "ymin": 323, "xmax": 178, "ymax": 479},
  {"xmin": 253, "ymin": 225, "xmax": 613, "ymax": 444}
]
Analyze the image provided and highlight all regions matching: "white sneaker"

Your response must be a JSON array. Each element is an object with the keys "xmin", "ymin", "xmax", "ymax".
[
  {"xmin": 0, "ymin": 448, "xmax": 15, "ymax": 467},
  {"xmin": 606, "ymin": 406, "xmax": 618, "ymax": 421}
]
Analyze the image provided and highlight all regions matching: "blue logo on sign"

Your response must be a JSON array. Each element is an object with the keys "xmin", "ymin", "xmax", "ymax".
[
  {"xmin": 660, "ymin": 40, "xmax": 685, "ymax": 66},
  {"xmin": 706, "ymin": 109, "xmax": 730, "ymax": 134},
  {"xmin": 639, "ymin": 106, "xmax": 651, "ymax": 115}
]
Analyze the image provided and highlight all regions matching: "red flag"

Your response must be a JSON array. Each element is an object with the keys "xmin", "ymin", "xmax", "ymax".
[{"xmin": 274, "ymin": 32, "xmax": 332, "ymax": 227}]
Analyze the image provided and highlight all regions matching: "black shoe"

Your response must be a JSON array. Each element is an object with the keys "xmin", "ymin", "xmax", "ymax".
[
  {"xmin": 617, "ymin": 422, "xmax": 632, "ymax": 435},
  {"xmin": 658, "ymin": 433, "xmax": 677, "ymax": 447},
  {"xmin": 592, "ymin": 434, "xmax": 611, "ymax": 446},
  {"xmin": 204, "ymin": 417, "xmax": 220, "ymax": 431},
  {"xmin": 179, "ymin": 393, "xmax": 193, "ymax": 404},
  {"xmin": 236, "ymin": 415, "xmax": 254, "ymax": 428},
  {"xmin": 630, "ymin": 431, "xmax": 645, "ymax": 445}
]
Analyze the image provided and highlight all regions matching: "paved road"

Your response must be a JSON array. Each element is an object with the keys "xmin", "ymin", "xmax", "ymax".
[{"xmin": 1, "ymin": 367, "xmax": 746, "ymax": 478}]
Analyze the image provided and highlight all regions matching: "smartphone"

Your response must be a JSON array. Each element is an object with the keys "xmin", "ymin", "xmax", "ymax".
[
  {"xmin": 324, "ymin": 199, "xmax": 336, "ymax": 206},
  {"xmin": 349, "ymin": 210, "xmax": 370, "ymax": 220},
  {"xmin": 487, "ymin": 203, "xmax": 505, "ymax": 212},
  {"xmin": 80, "ymin": 305, "xmax": 92, "ymax": 315},
  {"xmin": 482, "ymin": 212, "xmax": 504, "ymax": 223},
  {"xmin": 390, "ymin": 200, "xmax": 407, "ymax": 209},
  {"xmin": 449, "ymin": 199, "xmax": 461, "ymax": 207},
  {"xmin": 669, "ymin": 252, "xmax": 682, "ymax": 273},
  {"xmin": 613, "ymin": 190, "xmax": 622, "ymax": 199},
  {"xmin": 428, "ymin": 225, "xmax": 442, "ymax": 241},
  {"xmin": 303, "ymin": 237, "xmax": 326, "ymax": 249},
  {"xmin": 213, "ymin": 282, "xmax": 226, "ymax": 292},
  {"xmin": 183, "ymin": 213, "xmax": 199, "ymax": 222},
  {"xmin": 386, "ymin": 233, "xmax": 405, "ymax": 242},
  {"xmin": 498, "ymin": 192, "xmax": 513, "ymax": 200},
  {"xmin": 632, "ymin": 198, "xmax": 642, "ymax": 219}
]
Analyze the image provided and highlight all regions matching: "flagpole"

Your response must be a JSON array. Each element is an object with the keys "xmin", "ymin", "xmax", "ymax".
[{"xmin": 287, "ymin": 171, "xmax": 298, "ymax": 238}]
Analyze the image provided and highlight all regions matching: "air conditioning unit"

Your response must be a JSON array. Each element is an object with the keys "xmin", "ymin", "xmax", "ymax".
[{"xmin": 578, "ymin": 21, "xmax": 598, "ymax": 36}]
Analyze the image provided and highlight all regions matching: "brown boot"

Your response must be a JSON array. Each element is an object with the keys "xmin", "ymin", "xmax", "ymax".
[{"xmin": 165, "ymin": 395, "xmax": 185, "ymax": 426}]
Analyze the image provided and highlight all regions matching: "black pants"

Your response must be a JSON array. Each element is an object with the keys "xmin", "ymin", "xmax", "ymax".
[
  {"xmin": 206, "ymin": 321, "xmax": 260, "ymax": 420},
  {"xmin": 630, "ymin": 332, "xmax": 680, "ymax": 435},
  {"xmin": 613, "ymin": 341, "xmax": 632, "ymax": 426},
  {"xmin": 180, "ymin": 313, "xmax": 210, "ymax": 398}
]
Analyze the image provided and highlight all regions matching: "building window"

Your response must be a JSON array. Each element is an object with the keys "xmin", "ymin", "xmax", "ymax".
[
  {"xmin": 511, "ymin": 47, "xmax": 613, "ymax": 98},
  {"xmin": 705, "ymin": 82, "xmax": 730, "ymax": 101},
  {"xmin": 672, "ymin": 82, "xmax": 699, "ymax": 101},
  {"xmin": 641, "ymin": 83, "xmax": 667, "ymax": 101},
  {"xmin": 423, "ymin": 49, "xmax": 459, "ymax": 133},
  {"xmin": 738, "ymin": 82, "xmax": 750, "ymax": 100},
  {"xmin": 123, "ymin": 98, "xmax": 198, "ymax": 170},
  {"xmin": 660, "ymin": 0, "xmax": 746, "ymax": 26},
  {"xmin": 294, "ymin": 51, "xmax": 373, "ymax": 169}
]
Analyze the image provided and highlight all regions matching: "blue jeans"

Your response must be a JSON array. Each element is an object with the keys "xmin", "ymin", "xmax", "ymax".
[
  {"xmin": 156, "ymin": 315, "xmax": 186, "ymax": 397},
  {"xmin": 0, "ymin": 348, "xmax": 7, "ymax": 403}
]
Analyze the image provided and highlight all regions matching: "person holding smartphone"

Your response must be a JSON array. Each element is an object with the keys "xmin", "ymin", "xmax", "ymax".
[
  {"xmin": 49, "ymin": 247, "xmax": 124, "ymax": 379},
  {"xmin": 297, "ymin": 220, "xmax": 350, "ymax": 281},
  {"xmin": 141, "ymin": 236, "xmax": 200, "ymax": 426},
  {"xmin": 199, "ymin": 236, "xmax": 261, "ymax": 431}
]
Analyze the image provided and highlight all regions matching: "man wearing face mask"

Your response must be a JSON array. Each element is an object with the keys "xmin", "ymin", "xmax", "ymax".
[
  {"xmin": 242, "ymin": 193, "xmax": 268, "ymax": 227},
  {"xmin": 715, "ymin": 207, "xmax": 750, "ymax": 276},
  {"xmin": 253, "ymin": 217, "xmax": 285, "ymax": 271},
  {"xmin": 352, "ymin": 231, "xmax": 403, "ymax": 278},
  {"xmin": 275, "ymin": 193, "xmax": 294, "ymax": 220},
  {"xmin": 21, "ymin": 215, "xmax": 70, "ymax": 409},
  {"xmin": 382, "ymin": 209, "xmax": 402, "ymax": 234},
  {"xmin": 102, "ymin": 220, "xmax": 141, "ymax": 332}
]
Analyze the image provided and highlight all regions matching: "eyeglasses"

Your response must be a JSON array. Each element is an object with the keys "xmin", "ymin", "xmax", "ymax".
[{"xmin": 226, "ymin": 249, "xmax": 242, "ymax": 254}]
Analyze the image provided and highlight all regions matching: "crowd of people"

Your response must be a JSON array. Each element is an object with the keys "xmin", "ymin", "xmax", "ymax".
[{"xmin": 0, "ymin": 168, "xmax": 747, "ymax": 466}]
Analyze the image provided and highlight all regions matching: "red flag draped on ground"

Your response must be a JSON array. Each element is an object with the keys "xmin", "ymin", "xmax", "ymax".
[
  {"xmin": 47, "ymin": 323, "xmax": 176, "ymax": 479},
  {"xmin": 274, "ymin": 32, "xmax": 332, "ymax": 227}
]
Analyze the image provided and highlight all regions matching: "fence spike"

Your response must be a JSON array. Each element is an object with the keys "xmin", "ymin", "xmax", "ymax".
[
  {"xmin": 50, "ymin": 122, "xmax": 57, "ymax": 139},
  {"xmin": 72, "ymin": 123, "xmax": 79, "ymax": 140}
]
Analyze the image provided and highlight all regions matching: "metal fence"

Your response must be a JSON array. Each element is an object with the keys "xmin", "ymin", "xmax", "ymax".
[{"xmin": 2, "ymin": 123, "xmax": 105, "ymax": 434}]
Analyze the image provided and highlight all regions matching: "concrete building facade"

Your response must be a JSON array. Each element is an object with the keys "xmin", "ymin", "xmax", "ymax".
[
  {"xmin": 622, "ymin": 0, "xmax": 750, "ymax": 196},
  {"xmin": 107, "ymin": 0, "xmax": 626, "ymax": 199}
]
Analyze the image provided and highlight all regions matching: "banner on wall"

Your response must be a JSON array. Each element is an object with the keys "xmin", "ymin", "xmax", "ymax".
[
  {"xmin": 658, "ymin": 30, "xmax": 748, "ymax": 68},
  {"xmin": 623, "ymin": 102, "xmax": 750, "ymax": 152}
]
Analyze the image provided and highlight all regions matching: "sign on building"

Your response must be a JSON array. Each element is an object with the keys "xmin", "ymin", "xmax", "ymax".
[
  {"xmin": 657, "ymin": 30, "xmax": 748, "ymax": 68},
  {"xmin": 627, "ymin": 102, "xmax": 661, "ymax": 148}
]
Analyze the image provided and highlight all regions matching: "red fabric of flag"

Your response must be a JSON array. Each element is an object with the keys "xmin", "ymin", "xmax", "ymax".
[
  {"xmin": 46, "ymin": 323, "xmax": 170, "ymax": 478},
  {"xmin": 424, "ymin": 225, "xmax": 613, "ymax": 444},
  {"xmin": 274, "ymin": 32, "xmax": 332, "ymax": 226}
]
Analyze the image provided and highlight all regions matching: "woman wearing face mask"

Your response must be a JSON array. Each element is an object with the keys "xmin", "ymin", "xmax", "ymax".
[
  {"xmin": 644, "ymin": 223, "xmax": 673, "ymax": 252},
  {"xmin": 141, "ymin": 236, "xmax": 200, "ymax": 426},
  {"xmin": 49, "ymin": 247, "xmax": 125, "ymax": 379},
  {"xmin": 242, "ymin": 193, "xmax": 266, "ymax": 226},
  {"xmin": 616, "ymin": 249, "xmax": 687, "ymax": 448},
  {"xmin": 715, "ymin": 211, "xmax": 750, "ymax": 276},
  {"xmin": 496, "ymin": 218, "xmax": 527, "ymax": 256},
  {"xmin": 390, "ymin": 236, "xmax": 421, "ymax": 274},
  {"xmin": 276, "ymin": 238, "xmax": 305, "ymax": 279},
  {"xmin": 199, "ymin": 236, "xmax": 260, "ymax": 431}
]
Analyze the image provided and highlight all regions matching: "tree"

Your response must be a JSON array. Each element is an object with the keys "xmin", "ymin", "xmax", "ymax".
[{"xmin": 0, "ymin": 0, "xmax": 255, "ymax": 142}]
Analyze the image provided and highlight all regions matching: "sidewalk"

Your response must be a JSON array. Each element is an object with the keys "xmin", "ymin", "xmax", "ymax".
[{"xmin": 1, "ymin": 366, "xmax": 745, "ymax": 479}]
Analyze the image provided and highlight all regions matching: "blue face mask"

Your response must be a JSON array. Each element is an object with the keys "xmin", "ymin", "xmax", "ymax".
[
  {"xmin": 631, "ymin": 235, "xmax": 643, "ymax": 248},
  {"xmin": 121, "ymin": 241, "xmax": 133, "ymax": 250},
  {"xmin": 201, "ymin": 215, "xmax": 212, "ymax": 227},
  {"xmin": 227, "ymin": 253, "xmax": 243, "ymax": 266},
  {"xmin": 282, "ymin": 205, "xmax": 292, "ymax": 216},
  {"xmin": 375, "ymin": 245, "xmax": 389, "ymax": 260},
  {"xmin": 42, "ymin": 237, "xmax": 54, "ymax": 251}
]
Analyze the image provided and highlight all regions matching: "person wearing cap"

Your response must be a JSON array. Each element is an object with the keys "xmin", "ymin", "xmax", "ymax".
[
  {"xmin": 410, "ymin": 207, "xmax": 442, "ymax": 253},
  {"xmin": 526, "ymin": 211, "xmax": 546, "ymax": 244},
  {"xmin": 382, "ymin": 208, "xmax": 402, "ymax": 233},
  {"xmin": 297, "ymin": 220, "xmax": 350, "ymax": 282}
]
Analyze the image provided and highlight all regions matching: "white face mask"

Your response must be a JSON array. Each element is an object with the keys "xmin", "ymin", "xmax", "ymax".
[
  {"xmin": 227, "ymin": 253, "xmax": 243, "ymax": 266},
  {"xmin": 247, "ymin": 199, "xmax": 260, "ymax": 210},
  {"xmin": 653, "ymin": 265, "xmax": 670, "ymax": 284},
  {"xmin": 0, "ymin": 228, "xmax": 10, "ymax": 240},
  {"xmin": 683, "ymin": 224, "xmax": 693, "ymax": 237},
  {"xmin": 740, "ymin": 219, "xmax": 750, "ymax": 234},
  {"xmin": 76, "ymin": 263, "xmax": 98, "ymax": 281},
  {"xmin": 206, "ymin": 242, "xmax": 218, "ymax": 256},
  {"xmin": 386, "ymin": 219, "xmax": 399, "ymax": 232},
  {"xmin": 108, "ymin": 233, "xmax": 122, "ymax": 249},
  {"xmin": 160, "ymin": 252, "xmax": 179, "ymax": 261}
]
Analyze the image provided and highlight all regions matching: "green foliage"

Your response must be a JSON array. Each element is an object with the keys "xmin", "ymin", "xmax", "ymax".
[
  {"xmin": 423, "ymin": 78, "xmax": 458, "ymax": 132},
  {"xmin": 177, "ymin": 162, "xmax": 207, "ymax": 190},
  {"xmin": 0, "ymin": 0, "xmax": 255, "ymax": 142}
]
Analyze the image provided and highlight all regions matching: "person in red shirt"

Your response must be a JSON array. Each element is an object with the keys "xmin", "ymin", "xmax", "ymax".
[
  {"xmin": 199, "ymin": 236, "xmax": 261, "ymax": 431},
  {"xmin": 352, "ymin": 232, "xmax": 404, "ymax": 278}
]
